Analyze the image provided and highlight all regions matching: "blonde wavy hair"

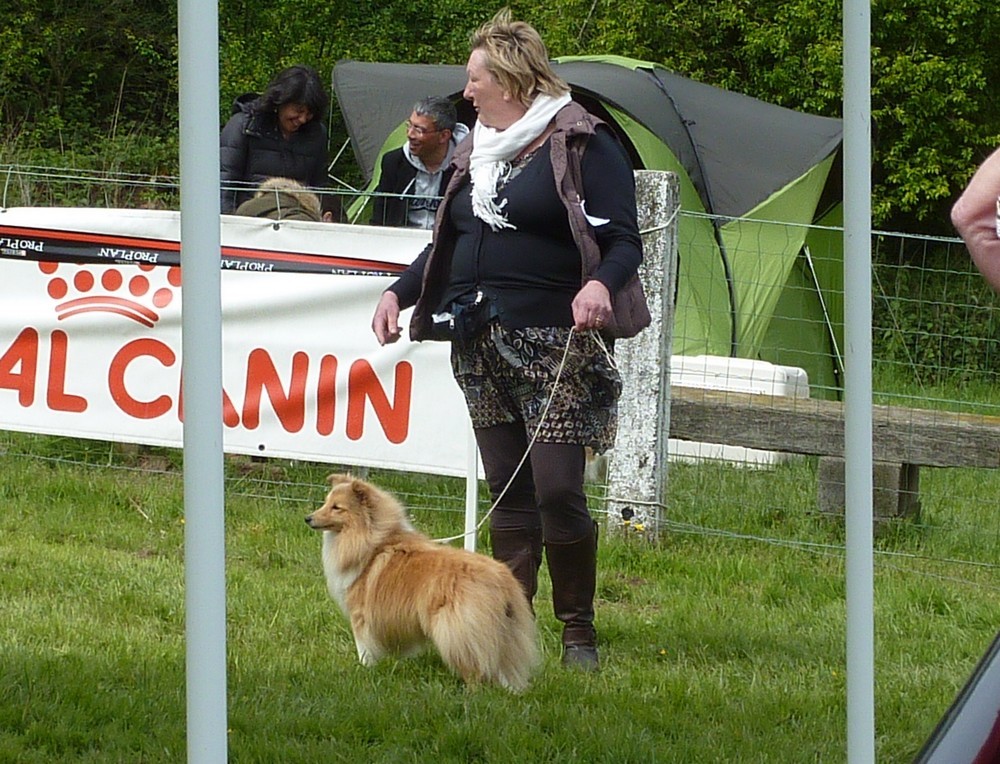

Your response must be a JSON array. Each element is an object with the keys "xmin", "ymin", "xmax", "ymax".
[
  {"xmin": 256, "ymin": 176, "xmax": 322, "ymax": 219},
  {"xmin": 469, "ymin": 8, "xmax": 569, "ymax": 109}
]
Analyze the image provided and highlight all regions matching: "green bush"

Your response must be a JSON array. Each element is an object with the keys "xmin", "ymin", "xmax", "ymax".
[
  {"xmin": 1, "ymin": 127, "xmax": 180, "ymax": 209},
  {"xmin": 5, "ymin": 1, "xmax": 1000, "ymax": 231}
]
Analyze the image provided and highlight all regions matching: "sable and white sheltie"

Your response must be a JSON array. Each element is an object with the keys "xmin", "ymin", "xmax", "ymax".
[{"xmin": 305, "ymin": 474, "xmax": 539, "ymax": 692}]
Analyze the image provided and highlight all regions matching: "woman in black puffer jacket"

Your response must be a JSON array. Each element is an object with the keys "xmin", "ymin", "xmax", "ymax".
[{"xmin": 219, "ymin": 65, "xmax": 329, "ymax": 214}]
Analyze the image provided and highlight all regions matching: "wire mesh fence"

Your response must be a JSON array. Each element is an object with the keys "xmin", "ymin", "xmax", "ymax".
[
  {"xmin": 1, "ymin": 165, "xmax": 999, "ymax": 592},
  {"xmin": 658, "ymin": 213, "xmax": 1000, "ymax": 605}
]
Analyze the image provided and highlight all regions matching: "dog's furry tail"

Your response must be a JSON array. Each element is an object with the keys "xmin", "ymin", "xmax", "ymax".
[
  {"xmin": 429, "ymin": 577, "xmax": 539, "ymax": 693},
  {"xmin": 494, "ymin": 592, "xmax": 540, "ymax": 692}
]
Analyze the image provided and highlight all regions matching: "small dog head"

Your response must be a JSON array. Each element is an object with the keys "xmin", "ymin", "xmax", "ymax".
[
  {"xmin": 304, "ymin": 473, "xmax": 406, "ymax": 537},
  {"xmin": 304, "ymin": 474, "xmax": 363, "ymax": 534}
]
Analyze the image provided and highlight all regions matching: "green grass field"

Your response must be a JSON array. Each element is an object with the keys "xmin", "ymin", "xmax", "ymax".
[{"xmin": 1, "ymin": 432, "xmax": 998, "ymax": 762}]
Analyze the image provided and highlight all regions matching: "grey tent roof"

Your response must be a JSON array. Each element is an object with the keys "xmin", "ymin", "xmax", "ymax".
[
  {"xmin": 334, "ymin": 61, "xmax": 468, "ymax": 183},
  {"xmin": 332, "ymin": 58, "xmax": 843, "ymax": 220}
]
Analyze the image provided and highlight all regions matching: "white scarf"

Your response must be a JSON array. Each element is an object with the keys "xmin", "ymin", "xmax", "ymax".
[{"xmin": 469, "ymin": 92, "xmax": 572, "ymax": 231}]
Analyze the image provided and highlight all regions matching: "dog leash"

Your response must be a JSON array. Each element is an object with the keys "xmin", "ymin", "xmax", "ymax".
[
  {"xmin": 431, "ymin": 210, "xmax": 672, "ymax": 545},
  {"xmin": 433, "ymin": 325, "xmax": 617, "ymax": 545}
]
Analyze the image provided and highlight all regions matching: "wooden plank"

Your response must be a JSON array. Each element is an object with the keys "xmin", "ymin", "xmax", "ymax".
[{"xmin": 667, "ymin": 386, "xmax": 1000, "ymax": 469}]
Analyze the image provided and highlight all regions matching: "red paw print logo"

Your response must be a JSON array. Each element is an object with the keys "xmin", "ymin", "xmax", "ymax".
[{"xmin": 40, "ymin": 262, "xmax": 182, "ymax": 328}]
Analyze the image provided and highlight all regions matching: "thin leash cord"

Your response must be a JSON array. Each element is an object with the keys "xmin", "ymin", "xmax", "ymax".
[
  {"xmin": 434, "ymin": 324, "xmax": 605, "ymax": 545},
  {"xmin": 425, "ymin": 200, "xmax": 663, "ymax": 545},
  {"xmin": 638, "ymin": 204, "xmax": 679, "ymax": 237}
]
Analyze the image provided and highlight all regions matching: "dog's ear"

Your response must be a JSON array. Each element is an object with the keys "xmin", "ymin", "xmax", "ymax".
[
  {"xmin": 326, "ymin": 473, "xmax": 354, "ymax": 487},
  {"xmin": 351, "ymin": 479, "xmax": 374, "ymax": 508}
]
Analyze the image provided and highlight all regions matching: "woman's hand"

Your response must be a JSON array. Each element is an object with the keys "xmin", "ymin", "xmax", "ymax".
[
  {"xmin": 372, "ymin": 290, "xmax": 403, "ymax": 345},
  {"xmin": 572, "ymin": 279, "xmax": 612, "ymax": 331}
]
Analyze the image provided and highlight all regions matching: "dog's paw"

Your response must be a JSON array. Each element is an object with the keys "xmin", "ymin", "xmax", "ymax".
[{"xmin": 355, "ymin": 640, "xmax": 382, "ymax": 666}]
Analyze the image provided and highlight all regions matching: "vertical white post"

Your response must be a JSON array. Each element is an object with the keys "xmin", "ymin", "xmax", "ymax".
[
  {"xmin": 843, "ymin": 0, "xmax": 876, "ymax": 760},
  {"xmin": 177, "ymin": 2, "xmax": 227, "ymax": 761},
  {"xmin": 464, "ymin": 423, "xmax": 479, "ymax": 552}
]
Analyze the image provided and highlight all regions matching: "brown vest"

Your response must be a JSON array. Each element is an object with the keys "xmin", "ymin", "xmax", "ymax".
[{"xmin": 410, "ymin": 102, "xmax": 650, "ymax": 341}]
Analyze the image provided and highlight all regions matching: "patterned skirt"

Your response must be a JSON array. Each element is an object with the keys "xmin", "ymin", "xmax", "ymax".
[{"xmin": 450, "ymin": 322, "xmax": 622, "ymax": 453}]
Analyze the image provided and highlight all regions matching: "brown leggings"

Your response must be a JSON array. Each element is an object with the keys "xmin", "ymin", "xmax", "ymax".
[{"xmin": 475, "ymin": 423, "xmax": 591, "ymax": 544}]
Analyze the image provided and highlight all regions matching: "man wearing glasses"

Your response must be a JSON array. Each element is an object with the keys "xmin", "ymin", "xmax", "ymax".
[{"xmin": 371, "ymin": 96, "xmax": 470, "ymax": 228}]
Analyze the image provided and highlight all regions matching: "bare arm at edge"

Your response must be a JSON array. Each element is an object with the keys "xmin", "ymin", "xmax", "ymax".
[{"xmin": 952, "ymin": 147, "xmax": 1000, "ymax": 293}]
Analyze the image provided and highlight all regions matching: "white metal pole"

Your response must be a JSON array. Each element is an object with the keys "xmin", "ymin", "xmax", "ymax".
[
  {"xmin": 464, "ymin": 423, "xmax": 479, "ymax": 552},
  {"xmin": 843, "ymin": 0, "xmax": 876, "ymax": 760},
  {"xmin": 177, "ymin": 2, "xmax": 227, "ymax": 761}
]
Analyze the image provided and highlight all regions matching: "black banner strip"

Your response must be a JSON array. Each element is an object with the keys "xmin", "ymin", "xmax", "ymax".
[{"xmin": 0, "ymin": 224, "xmax": 408, "ymax": 276}]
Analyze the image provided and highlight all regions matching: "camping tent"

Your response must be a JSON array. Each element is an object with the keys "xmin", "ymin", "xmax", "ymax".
[{"xmin": 333, "ymin": 56, "xmax": 845, "ymax": 398}]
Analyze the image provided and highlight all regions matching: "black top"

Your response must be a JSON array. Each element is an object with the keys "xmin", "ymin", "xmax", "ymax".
[
  {"xmin": 371, "ymin": 148, "xmax": 455, "ymax": 227},
  {"xmin": 442, "ymin": 143, "xmax": 578, "ymax": 327},
  {"xmin": 219, "ymin": 95, "xmax": 329, "ymax": 214},
  {"xmin": 391, "ymin": 127, "xmax": 640, "ymax": 329}
]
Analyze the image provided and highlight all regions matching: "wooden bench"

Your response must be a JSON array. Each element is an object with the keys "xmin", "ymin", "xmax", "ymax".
[{"xmin": 667, "ymin": 386, "xmax": 1000, "ymax": 519}]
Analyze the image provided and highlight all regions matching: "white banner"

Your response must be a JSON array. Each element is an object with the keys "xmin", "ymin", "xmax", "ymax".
[{"xmin": 0, "ymin": 208, "xmax": 474, "ymax": 476}]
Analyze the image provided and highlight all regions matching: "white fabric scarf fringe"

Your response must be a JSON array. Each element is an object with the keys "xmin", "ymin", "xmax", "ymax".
[{"xmin": 469, "ymin": 92, "xmax": 572, "ymax": 231}]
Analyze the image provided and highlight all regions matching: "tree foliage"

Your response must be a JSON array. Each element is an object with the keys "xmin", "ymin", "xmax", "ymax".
[
  {"xmin": 536, "ymin": 0, "xmax": 1000, "ymax": 233},
  {"xmin": 1, "ymin": 1, "xmax": 178, "ymax": 143},
  {"xmin": 3, "ymin": 0, "xmax": 1000, "ymax": 233}
]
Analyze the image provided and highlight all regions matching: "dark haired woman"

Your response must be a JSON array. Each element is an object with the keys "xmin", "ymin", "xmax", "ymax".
[{"xmin": 219, "ymin": 65, "xmax": 330, "ymax": 214}]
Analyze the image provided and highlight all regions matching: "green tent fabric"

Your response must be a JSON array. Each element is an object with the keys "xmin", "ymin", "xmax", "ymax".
[{"xmin": 333, "ymin": 56, "xmax": 844, "ymax": 398}]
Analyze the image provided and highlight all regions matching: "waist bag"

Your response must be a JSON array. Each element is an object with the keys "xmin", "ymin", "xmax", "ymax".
[{"xmin": 429, "ymin": 289, "xmax": 497, "ymax": 346}]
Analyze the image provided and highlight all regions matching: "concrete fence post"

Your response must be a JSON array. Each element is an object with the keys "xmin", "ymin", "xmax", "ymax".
[{"xmin": 604, "ymin": 170, "xmax": 679, "ymax": 540}]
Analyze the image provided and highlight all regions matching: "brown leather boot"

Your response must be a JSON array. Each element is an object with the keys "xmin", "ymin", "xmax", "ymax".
[
  {"xmin": 545, "ymin": 522, "xmax": 599, "ymax": 671},
  {"xmin": 489, "ymin": 525, "xmax": 543, "ymax": 612}
]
